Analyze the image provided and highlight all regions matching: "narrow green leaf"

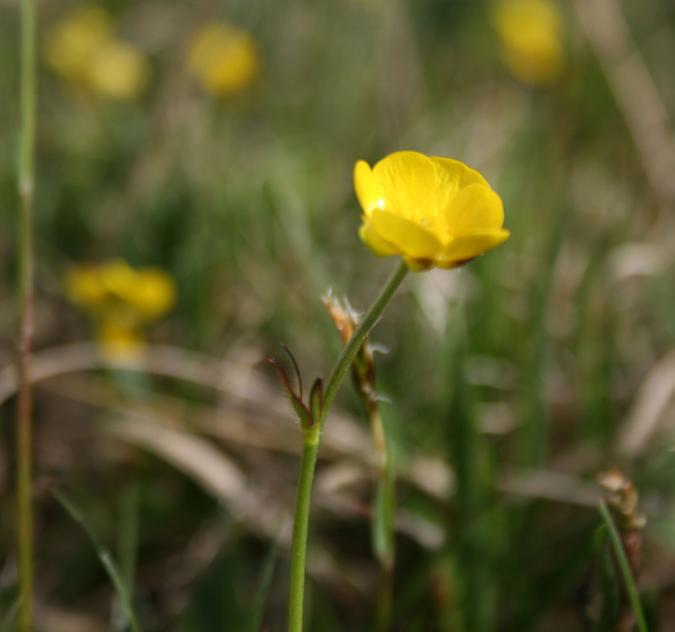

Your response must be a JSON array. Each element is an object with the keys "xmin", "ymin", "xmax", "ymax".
[
  {"xmin": 598, "ymin": 501, "xmax": 648, "ymax": 632},
  {"xmin": 113, "ymin": 483, "xmax": 141, "ymax": 632},
  {"xmin": 309, "ymin": 377, "xmax": 324, "ymax": 426},
  {"xmin": 118, "ymin": 483, "xmax": 140, "ymax": 599},
  {"xmin": 372, "ymin": 462, "xmax": 395, "ymax": 568},
  {"xmin": 245, "ymin": 525, "xmax": 282, "ymax": 632},
  {"xmin": 592, "ymin": 524, "xmax": 620, "ymax": 630},
  {"xmin": 373, "ymin": 457, "xmax": 395, "ymax": 632},
  {"xmin": 53, "ymin": 491, "xmax": 142, "ymax": 632}
]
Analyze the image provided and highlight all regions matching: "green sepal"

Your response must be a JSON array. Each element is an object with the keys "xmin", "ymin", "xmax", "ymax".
[
  {"xmin": 309, "ymin": 378, "xmax": 324, "ymax": 426},
  {"xmin": 267, "ymin": 356, "xmax": 313, "ymax": 429}
]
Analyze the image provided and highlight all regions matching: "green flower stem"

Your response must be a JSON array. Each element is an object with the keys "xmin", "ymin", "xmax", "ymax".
[
  {"xmin": 320, "ymin": 261, "xmax": 408, "ymax": 431},
  {"xmin": 16, "ymin": 0, "xmax": 36, "ymax": 628},
  {"xmin": 287, "ymin": 439, "xmax": 319, "ymax": 632},
  {"xmin": 288, "ymin": 260, "xmax": 408, "ymax": 632}
]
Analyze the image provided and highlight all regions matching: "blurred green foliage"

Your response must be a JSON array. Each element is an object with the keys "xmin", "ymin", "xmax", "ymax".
[{"xmin": 1, "ymin": 0, "xmax": 675, "ymax": 629}]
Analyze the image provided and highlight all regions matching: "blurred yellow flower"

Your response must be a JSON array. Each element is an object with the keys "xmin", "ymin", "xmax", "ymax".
[
  {"xmin": 355, "ymin": 151, "xmax": 509, "ymax": 270},
  {"xmin": 66, "ymin": 263, "xmax": 108, "ymax": 306},
  {"xmin": 67, "ymin": 260, "xmax": 176, "ymax": 359},
  {"xmin": 45, "ymin": 6, "xmax": 148, "ymax": 100},
  {"xmin": 45, "ymin": 7, "xmax": 112, "ymax": 82},
  {"xmin": 187, "ymin": 23, "xmax": 259, "ymax": 96},
  {"xmin": 122, "ymin": 269, "xmax": 177, "ymax": 320},
  {"xmin": 491, "ymin": 0, "xmax": 565, "ymax": 85},
  {"xmin": 86, "ymin": 40, "xmax": 149, "ymax": 100},
  {"xmin": 97, "ymin": 318, "xmax": 144, "ymax": 360}
]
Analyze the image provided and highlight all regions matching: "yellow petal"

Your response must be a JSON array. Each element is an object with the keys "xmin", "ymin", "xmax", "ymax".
[
  {"xmin": 358, "ymin": 221, "xmax": 397, "ymax": 256},
  {"xmin": 354, "ymin": 161, "xmax": 385, "ymax": 216},
  {"xmin": 430, "ymin": 156, "xmax": 491, "ymax": 189},
  {"xmin": 444, "ymin": 184, "xmax": 504, "ymax": 237},
  {"xmin": 369, "ymin": 209, "xmax": 443, "ymax": 260},
  {"xmin": 372, "ymin": 151, "xmax": 452, "ymax": 225},
  {"xmin": 436, "ymin": 230, "xmax": 510, "ymax": 267}
]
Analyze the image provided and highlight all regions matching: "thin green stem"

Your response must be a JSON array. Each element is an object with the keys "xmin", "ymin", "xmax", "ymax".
[
  {"xmin": 288, "ymin": 260, "xmax": 409, "ymax": 632},
  {"xmin": 17, "ymin": 0, "xmax": 36, "ymax": 628},
  {"xmin": 598, "ymin": 501, "xmax": 648, "ymax": 632},
  {"xmin": 288, "ymin": 441, "xmax": 319, "ymax": 632},
  {"xmin": 320, "ymin": 261, "xmax": 408, "ymax": 430}
]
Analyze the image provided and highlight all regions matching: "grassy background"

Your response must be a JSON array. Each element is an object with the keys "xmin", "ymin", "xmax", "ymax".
[{"xmin": 2, "ymin": 0, "xmax": 675, "ymax": 629}]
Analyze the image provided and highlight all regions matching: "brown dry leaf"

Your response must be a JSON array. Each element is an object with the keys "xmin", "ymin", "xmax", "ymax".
[
  {"xmin": 618, "ymin": 350, "xmax": 675, "ymax": 456},
  {"xmin": 104, "ymin": 415, "xmax": 247, "ymax": 508}
]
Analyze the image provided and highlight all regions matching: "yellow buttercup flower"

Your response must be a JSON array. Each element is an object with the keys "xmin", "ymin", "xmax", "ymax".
[
  {"xmin": 45, "ymin": 6, "xmax": 148, "ymax": 100},
  {"xmin": 491, "ymin": 0, "xmax": 565, "ymax": 85},
  {"xmin": 187, "ymin": 22, "xmax": 259, "ymax": 96},
  {"xmin": 67, "ymin": 260, "xmax": 176, "ymax": 359},
  {"xmin": 355, "ymin": 151, "xmax": 509, "ymax": 270}
]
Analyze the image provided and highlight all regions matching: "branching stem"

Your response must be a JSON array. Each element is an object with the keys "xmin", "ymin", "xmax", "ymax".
[{"xmin": 287, "ymin": 261, "xmax": 408, "ymax": 632}]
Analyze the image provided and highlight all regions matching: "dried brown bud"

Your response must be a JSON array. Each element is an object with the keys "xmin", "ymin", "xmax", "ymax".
[
  {"xmin": 322, "ymin": 293, "xmax": 357, "ymax": 344},
  {"xmin": 597, "ymin": 469, "xmax": 646, "ymax": 531}
]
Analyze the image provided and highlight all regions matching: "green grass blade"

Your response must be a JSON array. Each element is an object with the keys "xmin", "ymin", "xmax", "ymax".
[
  {"xmin": 53, "ymin": 490, "xmax": 142, "ymax": 632},
  {"xmin": 592, "ymin": 524, "xmax": 620, "ymax": 630},
  {"xmin": 118, "ymin": 483, "xmax": 140, "ymax": 595},
  {"xmin": 443, "ymin": 312, "xmax": 497, "ymax": 632},
  {"xmin": 245, "ymin": 525, "xmax": 282, "ymax": 632},
  {"xmin": 373, "ymin": 455, "xmax": 395, "ymax": 632},
  {"xmin": 372, "ymin": 459, "xmax": 395, "ymax": 568},
  {"xmin": 598, "ymin": 501, "xmax": 648, "ymax": 632},
  {"xmin": 114, "ymin": 482, "xmax": 140, "ymax": 631}
]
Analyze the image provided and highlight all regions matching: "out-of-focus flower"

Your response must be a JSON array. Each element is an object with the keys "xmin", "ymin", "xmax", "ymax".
[
  {"xmin": 122, "ymin": 268, "xmax": 176, "ymax": 321},
  {"xmin": 45, "ymin": 6, "xmax": 148, "ymax": 100},
  {"xmin": 67, "ymin": 260, "xmax": 176, "ymax": 359},
  {"xmin": 45, "ymin": 7, "xmax": 112, "ymax": 81},
  {"xmin": 96, "ymin": 318, "xmax": 144, "ymax": 360},
  {"xmin": 354, "ymin": 151, "xmax": 509, "ymax": 270},
  {"xmin": 491, "ymin": 0, "xmax": 565, "ymax": 85},
  {"xmin": 187, "ymin": 22, "xmax": 259, "ymax": 96},
  {"xmin": 86, "ymin": 40, "xmax": 149, "ymax": 100}
]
